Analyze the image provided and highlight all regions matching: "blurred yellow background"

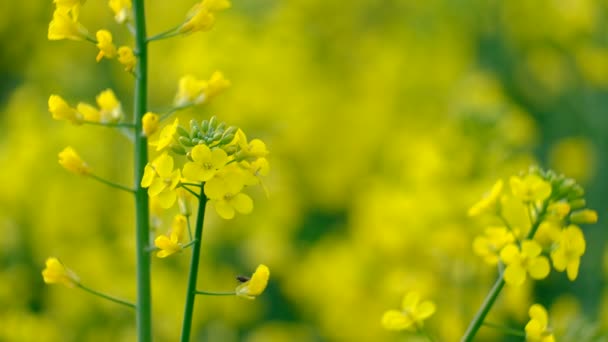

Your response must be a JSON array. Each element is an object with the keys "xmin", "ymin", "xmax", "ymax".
[{"xmin": 0, "ymin": 0, "xmax": 606, "ymax": 341}]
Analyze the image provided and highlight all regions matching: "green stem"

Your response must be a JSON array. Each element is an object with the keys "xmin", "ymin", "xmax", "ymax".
[
  {"xmin": 147, "ymin": 26, "xmax": 183, "ymax": 42},
  {"xmin": 461, "ymin": 203, "xmax": 548, "ymax": 341},
  {"xmin": 482, "ymin": 322, "xmax": 526, "ymax": 337},
  {"xmin": 83, "ymin": 120, "xmax": 136, "ymax": 128},
  {"xmin": 77, "ymin": 283, "xmax": 136, "ymax": 309},
  {"xmin": 89, "ymin": 174, "xmax": 135, "ymax": 193},
  {"xmin": 180, "ymin": 190, "xmax": 208, "ymax": 342},
  {"xmin": 195, "ymin": 290, "xmax": 236, "ymax": 296},
  {"xmin": 133, "ymin": 0, "xmax": 152, "ymax": 341},
  {"xmin": 179, "ymin": 184, "xmax": 201, "ymax": 198}
]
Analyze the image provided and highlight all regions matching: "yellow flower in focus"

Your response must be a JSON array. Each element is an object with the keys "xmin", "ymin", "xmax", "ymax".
[
  {"xmin": 179, "ymin": 0, "xmax": 231, "ymax": 34},
  {"xmin": 117, "ymin": 46, "xmax": 136, "ymax": 72},
  {"xmin": 182, "ymin": 144, "xmax": 228, "ymax": 182},
  {"xmin": 500, "ymin": 240, "xmax": 550, "ymax": 286},
  {"xmin": 109, "ymin": 0, "xmax": 132, "ymax": 23},
  {"xmin": 141, "ymin": 153, "xmax": 181, "ymax": 208},
  {"xmin": 58, "ymin": 146, "xmax": 91, "ymax": 175},
  {"xmin": 48, "ymin": 9, "xmax": 89, "ymax": 41},
  {"xmin": 550, "ymin": 225, "xmax": 586, "ymax": 281},
  {"xmin": 150, "ymin": 119, "xmax": 179, "ymax": 151},
  {"xmin": 204, "ymin": 166, "xmax": 253, "ymax": 219},
  {"xmin": 236, "ymin": 264, "xmax": 269, "ymax": 299},
  {"xmin": 96, "ymin": 89, "xmax": 123, "ymax": 123},
  {"xmin": 473, "ymin": 226, "xmax": 515, "ymax": 265},
  {"xmin": 569, "ymin": 209, "xmax": 598, "ymax": 224},
  {"xmin": 381, "ymin": 291, "xmax": 436, "ymax": 331},
  {"xmin": 142, "ymin": 112, "xmax": 160, "ymax": 137},
  {"xmin": 468, "ymin": 179, "xmax": 503, "ymax": 217},
  {"xmin": 95, "ymin": 30, "xmax": 117, "ymax": 62},
  {"xmin": 48, "ymin": 95, "xmax": 82, "ymax": 124},
  {"xmin": 510, "ymin": 174, "xmax": 552, "ymax": 202},
  {"xmin": 525, "ymin": 304, "xmax": 555, "ymax": 342},
  {"xmin": 534, "ymin": 221, "xmax": 562, "ymax": 249},
  {"xmin": 154, "ymin": 215, "xmax": 187, "ymax": 258},
  {"xmin": 234, "ymin": 129, "xmax": 269, "ymax": 159},
  {"xmin": 42, "ymin": 257, "xmax": 80, "ymax": 288}
]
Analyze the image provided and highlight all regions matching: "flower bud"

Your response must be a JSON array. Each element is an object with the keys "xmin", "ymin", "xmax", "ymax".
[
  {"xmin": 177, "ymin": 126, "xmax": 190, "ymax": 137},
  {"xmin": 569, "ymin": 198, "xmax": 586, "ymax": 210},
  {"xmin": 190, "ymin": 119, "xmax": 200, "ymax": 135},
  {"xmin": 178, "ymin": 136, "xmax": 194, "ymax": 147},
  {"xmin": 171, "ymin": 144, "xmax": 187, "ymax": 155},
  {"xmin": 142, "ymin": 112, "xmax": 160, "ymax": 137},
  {"xmin": 220, "ymin": 134, "xmax": 235, "ymax": 145},
  {"xmin": 570, "ymin": 209, "xmax": 598, "ymax": 224},
  {"xmin": 201, "ymin": 119, "xmax": 209, "ymax": 132}
]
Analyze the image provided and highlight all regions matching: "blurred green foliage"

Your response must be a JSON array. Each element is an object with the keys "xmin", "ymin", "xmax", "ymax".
[{"xmin": 0, "ymin": 0, "xmax": 606, "ymax": 341}]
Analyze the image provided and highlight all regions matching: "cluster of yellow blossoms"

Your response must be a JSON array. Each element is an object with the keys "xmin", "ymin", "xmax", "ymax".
[{"xmin": 470, "ymin": 169, "xmax": 596, "ymax": 286}]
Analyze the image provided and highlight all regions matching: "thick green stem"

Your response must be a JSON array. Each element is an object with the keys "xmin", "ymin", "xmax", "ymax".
[
  {"xmin": 133, "ymin": 0, "xmax": 152, "ymax": 341},
  {"xmin": 461, "ymin": 202, "xmax": 548, "ymax": 341},
  {"xmin": 180, "ymin": 190, "xmax": 208, "ymax": 342}
]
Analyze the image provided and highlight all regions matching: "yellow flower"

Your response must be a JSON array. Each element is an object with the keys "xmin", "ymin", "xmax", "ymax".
[
  {"xmin": 569, "ymin": 209, "xmax": 598, "ymax": 224},
  {"xmin": 95, "ymin": 30, "xmax": 117, "ymax": 62},
  {"xmin": 182, "ymin": 144, "xmax": 228, "ymax": 182},
  {"xmin": 550, "ymin": 225, "xmax": 586, "ymax": 281},
  {"xmin": 204, "ymin": 166, "xmax": 253, "ymax": 219},
  {"xmin": 48, "ymin": 95, "xmax": 82, "ymax": 124},
  {"xmin": 96, "ymin": 89, "xmax": 123, "ymax": 123},
  {"xmin": 510, "ymin": 174, "xmax": 552, "ymax": 202},
  {"xmin": 468, "ymin": 179, "xmax": 503, "ymax": 217},
  {"xmin": 53, "ymin": 0, "xmax": 84, "ymax": 20},
  {"xmin": 234, "ymin": 129, "xmax": 269, "ymax": 159},
  {"xmin": 473, "ymin": 226, "xmax": 515, "ymax": 265},
  {"xmin": 58, "ymin": 146, "xmax": 91, "ymax": 175},
  {"xmin": 140, "ymin": 153, "xmax": 181, "ymax": 208},
  {"xmin": 75, "ymin": 102, "xmax": 101, "ymax": 122},
  {"xmin": 205, "ymin": 71, "xmax": 231, "ymax": 99},
  {"xmin": 500, "ymin": 240, "xmax": 550, "ymax": 286},
  {"xmin": 179, "ymin": 0, "xmax": 231, "ymax": 34},
  {"xmin": 174, "ymin": 75, "xmax": 207, "ymax": 106},
  {"xmin": 154, "ymin": 215, "xmax": 187, "ymax": 258},
  {"xmin": 525, "ymin": 304, "xmax": 555, "ymax": 342},
  {"xmin": 534, "ymin": 221, "xmax": 562, "ymax": 249},
  {"xmin": 108, "ymin": 0, "xmax": 132, "ymax": 23},
  {"xmin": 142, "ymin": 112, "xmax": 160, "ymax": 137},
  {"xmin": 381, "ymin": 291, "xmax": 436, "ymax": 331},
  {"xmin": 117, "ymin": 46, "xmax": 136, "ymax": 72},
  {"xmin": 236, "ymin": 264, "xmax": 269, "ymax": 299},
  {"xmin": 42, "ymin": 257, "xmax": 80, "ymax": 288},
  {"xmin": 240, "ymin": 157, "xmax": 270, "ymax": 186},
  {"xmin": 150, "ymin": 119, "xmax": 179, "ymax": 151},
  {"xmin": 48, "ymin": 8, "xmax": 89, "ymax": 41}
]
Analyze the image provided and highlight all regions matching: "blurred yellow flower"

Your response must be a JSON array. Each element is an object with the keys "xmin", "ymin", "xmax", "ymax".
[
  {"xmin": 150, "ymin": 119, "xmax": 178, "ymax": 151},
  {"xmin": 500, "ymin": 240, "xmax": 550, "ymax": 286},
  {"xmin": 173, "ymin": 72, "xmax": 230, "ymax": 107},
  {"xmin": 473, "ymin": 226, "xmax": 515, "ymax": 265},
  {"xmin": 42, "ymin": 257, "xmax": 80, "ymax": 288},
  {"xmin": 525, "ymin": 304, "xmax": 555, "ymax": 342},
  {"xmin": 510, "ymin": 174, "xmax": 551, "ymax": 202},
  {"xmin": 108, "ymin": 0, "xmax": 132, "ymax": 24},
  {"xmin": 95, "ymin": 30, "xmax": 117, "ymax": 62},
  {"xmin": 142, "ymin": 112, "xmax": 160, "ymax": 137},
  {"xmin": 58, "ymin": 146, "xmax": 91, "ymax": 176},
  {"xmin": 204, "ymin": 166, "xmax": 253, "ymax": 219},
  {"xmin": 96, "ymin": 89, "xmax": 123, "ymax": 123},
  {"xmin": 182, "ymin": 144, "xmax": 228, "ymax": 182},
  {"xmin": 75, "ymin": 102, "xmax": 101, "ymax": 122},
  {"xmin": 48, "ymin": 95, "xmax": 82, "ymax": 124},
  {"xmin": 179, "ymin": 0, "xmax": 231, "ymax": 34},
  {"xmin": 236, "ymin": 264, "xmax": 269, "ymax": 299},
  {"xmin": 53, "ymin": 0, "xmax": 84, "ymax": 20},
  {"xmin": 550, "ymin": 225, "xmax": 585, "ymax": 281},
  {"xmin": 205, "ymin": 71, "xmax": 231, "ymax": 99},
  {"xmin": 569, "ymin": 209, "xmax": 598, "ymax": 224},
  {"xmin": 141, "ymin": 153, "xmax": 181, "ymax": 208},
  {"xmin": 234, "ymin": 129, "xmax": 269, "ymax": 159},
  {"xmin": 117, "ymin": 46, "xmax": 136, "ymax": 72},
  {"xmin": 154, "ymin": 215, "xmax": 187, "ymax": 258},
  {"xmin": 468, "ymin": 179, "xmax": 503, "ymax": 217},
  {"xmin": 48, "ymin": 9, "xmax": 89, "ymax": 41},
  {"xmin": 381, "ymin": 291, "xmax": 436, "ymax": 331}
]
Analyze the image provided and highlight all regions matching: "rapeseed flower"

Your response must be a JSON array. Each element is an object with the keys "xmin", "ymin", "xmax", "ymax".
[
  {"xmin": 381, "ymin": 291, "xmax": 436, "ymax": 331},
  {"xmin": 204, "ymin": 165, "xmax": 253, "ymax": 219},
  {"xmin": 142, "ymin": 112, "xmax": 160, "ymax": 137},
  {"xmin": 58, "ymin": 146, "xmax": 91, "ymax": 175},
  {"xmin": 109, "ymin": 0, "xmax": 131, "ymax": 23},
  {"xmin": 48, "ymin": 8, "xmax": 89, "ymax": 41},
  {"xmin": 154, "ymin": 215, "xmax": 187, "ymax": 258},
  {"xmin": 150, "ymin": 119, "xmax": 178, "ymax": 151},
  {"xmin": 525, "ymin": 304, "xmax": 555, "ymax": 342},
  {"xmin": 510, "ymin": 174, "xmax": 551, "ymax": 202},
  {"xmin": 550, "ymin": 225, "xmax": 586, "ymax": 280},
  {"xmin": 179, "ymin": 0, "xmax": 231, "ymax": 34},
  {"xmin": 473, "ymin": 226, "xmax": 515, "ymax": 265},
  {"xmin": 117, "ymin": 46, "xmax": 136, "ymax": 72},
  {"xmin": 500, "ymin": 240, "xmax": 550, "ymax": 286},
  {"xmin": 141, "ymin": 153, "xmax": 181, "ymax": 208},
  {"xmin": 236, "ymin": 264, "xmax": 269, "ymax": 299},
  {"xmin": 49, "ymin": 95, "xmax": 82, "ymax": 124},
  {"xmin": 42, "ymin": 257, "xmax": 80, "ymax": 288},
  {"xmin": 95, "ymin": 30, "xmax": 117, "ymax": 62},
  {"xmin": 182, "ymin": 144, "xmax": 228, "ymax": 182},
  {"xmin": 468, "ymin": 179, "xmax": 503, "ymax": 216}
]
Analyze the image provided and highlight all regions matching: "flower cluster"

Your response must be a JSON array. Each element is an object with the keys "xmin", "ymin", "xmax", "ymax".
[
  {"xmin": 470, "ymin": 168, "xmax": 597, "ymax": 286},
  {"xmin": 142, "ymin": 116, "xmax": 269, "ymax": 219}
]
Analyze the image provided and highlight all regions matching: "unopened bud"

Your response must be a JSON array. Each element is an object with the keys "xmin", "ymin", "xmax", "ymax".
[
  {"xmin": 171, "ymin": 144, "xmax": 187, "ymax": 155},
  {"xmin": 178, "ymin": 136, "xmax": 194, "ymax": 147},
  {"xmin": 177, "ymin": 126, "xmax": 190, "ymax": 137},
  {"xmin": 569, "ymin": 198, "xmax": 586, "ymax": 210},
  {"xmin": 570, "ymin": 209, "xmax": 598, "ymax": 225}
]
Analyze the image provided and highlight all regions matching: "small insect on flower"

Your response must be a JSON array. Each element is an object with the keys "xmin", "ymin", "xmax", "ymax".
[{"xmin": 236, "ymin": 275, "xmax": 250, "ymax": 283}]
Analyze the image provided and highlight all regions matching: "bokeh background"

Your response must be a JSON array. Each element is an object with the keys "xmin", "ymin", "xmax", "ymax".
[{"xmin": 0, "ymin": 0, "xmax": 607, "ymax": 341}]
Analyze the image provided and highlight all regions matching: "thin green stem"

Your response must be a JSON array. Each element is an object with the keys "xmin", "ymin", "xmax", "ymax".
[
  {"xmin": 180, "ymin": 182, "xmax": 202, "ymax": 188},
  {"xmin": 147, "ymin": 26, "xmax": 183, "ymax": 42},
  {"xmin": 180, "ymin": 190, "xmax": 208, "ymax": 342},
  {"xmin": 195, "ymin": 290, "xmax": 236, "ymax": 296},
  {"xmin": 77, "ymin": 283, "xmax": 136, "ymax": 309},
  {"xmin": 133, "ymin": 0, "xmax": 152, "ymax": 340},
  {"xmin": 186, "ymin": 216, "xmax": 193, "ymax": 241},
  {"xmin": 482, "ymin": 321, "xmax": 526, "ymax": 337},
  {"xmin": 88, "ymin": 174, "xmax": 135, "ymax": 193},
  {"xmin": 461, "ymin": 203, "xmax": 548, "ymax": 341},
  {"xmin": 179, "ymin": 184, "xmax": 201, "ymax": 199},
  {"xmin": 82, "ymin": 120, "xmax": 136, "ymax": 128}
]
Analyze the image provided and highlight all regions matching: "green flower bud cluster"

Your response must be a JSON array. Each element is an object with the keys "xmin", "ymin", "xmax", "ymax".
[{"xmin": 171, "ymin": 116, "xmax": 237, "ymax": 155}]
